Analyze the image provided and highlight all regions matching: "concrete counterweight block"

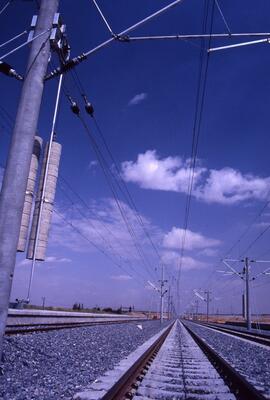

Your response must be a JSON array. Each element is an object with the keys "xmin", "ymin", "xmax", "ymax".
[
  {"xmin": 27, "ymin": 141, "xmax": 62, "ymax": 261},
  {"xmin": 17, "ymin": 136, "xmax": 43, "ymax": 252}
]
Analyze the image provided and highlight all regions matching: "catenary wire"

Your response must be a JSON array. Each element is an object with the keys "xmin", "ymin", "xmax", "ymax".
[
  {"xmin": 0, "ymin": 30, "xmax": 27, "ymax": 49},
  {"xmin": 75, "ymin": 112, "xmax": 158, "ymax": 282},
  {"xmin": 91, "ymin": 0, "xmax": 114, "ymax": 36},
  {"xmin": 67, "ymin": 66, "xmax": 163, "ymax": 272},
  {"xmin": 0, "ymin": 28, "xmax": 50, "ymax": 61},
  {"xmin": 0, "ymin": 0, "xmax": 11, "ymax": 16},
  {"xmin": 61, "ymin": 67, "xmax": 161, "ymax": 280},
  {"xmin": 55, "ymin": 72, "xmax": 159, "ymax": 283},
  {"xmin": 53, "ymin": 208, "xmax": 148, "ymax": 286},
  {"xmin": 224, "ymin": 196, "xmax": 270, "ymax": 258},
  {"xmin": 57, "ymin": 182, "xmax": 148, "ymax": 281},
  {"xmin": 0, "ymin": 98, "xmax": 153, "ymax": 286},
  {"xmin": 240, "ymin": 223, "xmax": 270, "ymax": 257},
  {"xmin": 176, "ymin": 0, "xmax": 215, "ymax": 310},
  {"xmin": 199, "ymin": 193, "xmax": 270, "ymax": 292},
  {"xmin": 50, "ymin": 65, "xmax": 159, "ymax": 284},
  {"xmin": 214, "ymin": 0, "xmax": 231, "ymax": 34}
]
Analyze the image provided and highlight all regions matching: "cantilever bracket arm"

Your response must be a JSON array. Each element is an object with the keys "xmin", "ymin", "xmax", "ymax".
[
  {"xmin": 253, "ymin": 267, "xmax": 270, "ymax": 280},
  {"xmin": 222, "ymin": 259, "xmax": 243, "ymax": 278},
  {"xmin": 126, "ymin": 32, "xmax": 270, "ymax": 42},
  {"xmin": 45, "ymin": 0, "xmax": 185, "ymax": 80},
  {"xmin": 208, "ymin": 37, "xmax": 270, "ymax": 53},
  {"xmin": 45, "ymin": 30, "xmax": 270, "ymax": 81}
]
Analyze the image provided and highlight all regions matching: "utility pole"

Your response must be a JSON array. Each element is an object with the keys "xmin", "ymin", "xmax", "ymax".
[
  {"xmin": 204, "ymin": 290, "xmax": 211, "ymax": 322},
  {"xmin": 0, "ymin": 0, "xmax": 59, "ymax": 359},
  {"xmin": 244, "ymin": 257, "xmax": 251, "ymax": 331},
  {"xmin": 41, "ymin": 296, "xmax": 46, "ymax": 310},
  {"xmin": 167, "ymin": 285, "xmax": 171, "ymax": 320},
  {"xmin": 195, "ymin": 299, "xmax": 199, "ymax": 320},
  {"xmin": 222, "ymin": 258, "xmax": 270, "ymax": 332},
  {"xmin": 159, "ymin": 264, "xmax": 167, "ymax": 324}
]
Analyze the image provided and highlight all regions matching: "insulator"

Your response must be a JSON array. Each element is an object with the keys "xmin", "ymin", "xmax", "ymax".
[
  {"xmin": 71, "ymin": 102, "xmax": 80, "ymax": 115},
  {"xmin": 85, "ymin": 102, "xmax": 94, "ymax": 116},
  {"xmin": 0, "ymin": 61, "xmax": 23, "ymax": 81},
  {"xmin": 0, "ymin": 61, "xmax": 12, "ymax": 76},
  {"xmin": 82, "ymin": 95, "xmax": 94, "ymax": 116},
  {"xmin": 17, "ymin": 136, "xmax": 43, "ymax": 252},
  {"xmin": 68, "ymin": 96, "xmax": 80, "ymax": 115},
  {"xmin": 27, "ymin": 141, "xmax": 62, "ymax": 261}
]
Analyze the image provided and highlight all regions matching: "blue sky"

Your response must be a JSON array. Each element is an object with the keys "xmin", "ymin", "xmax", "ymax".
[{"xmin": 1, "ymin": 0, "xmax": 270, "ymax": 315}]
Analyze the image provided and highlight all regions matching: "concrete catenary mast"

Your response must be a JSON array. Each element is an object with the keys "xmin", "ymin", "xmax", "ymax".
[{"xmin": 0, "ymin": 0, "xmax": 59, "ymax": 359}]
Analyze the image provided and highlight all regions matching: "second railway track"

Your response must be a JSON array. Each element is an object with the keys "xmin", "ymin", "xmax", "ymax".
[
  {"xmin": 5, "ymin": 319, "xmax": 148, "ymax": 335},
  {"xmin": 5, "ymin": 309, "xmax": 147, "ymax": 335},
  {"xmin": 187, "ymin": 320, "xmax": 270, "ymax": 347}
]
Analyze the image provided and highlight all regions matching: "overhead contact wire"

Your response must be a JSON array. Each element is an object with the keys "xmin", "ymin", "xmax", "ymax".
[
  {"xmin": 65, "ymin": 67, "xmax": 161, "ymax": 278},
  {"xmin": 76, "ymin": 113, "xmax": 157, "ymax": 283},
  {"xmin": 176, "ymin": 0, "xmax": 215, "ymax": 310}
]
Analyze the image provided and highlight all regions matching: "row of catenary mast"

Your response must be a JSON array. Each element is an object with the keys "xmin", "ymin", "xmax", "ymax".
[{"xmin": 17, "ymin": 136, "xmax": 61, "ymax": 261}]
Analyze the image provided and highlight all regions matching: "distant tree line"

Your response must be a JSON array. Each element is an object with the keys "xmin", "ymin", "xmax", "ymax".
[{"xmin": 72, "ymin": 304, "xmax": 134, "ymax": 314}]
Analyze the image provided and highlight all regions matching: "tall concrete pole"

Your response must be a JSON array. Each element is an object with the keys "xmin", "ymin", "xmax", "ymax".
[
  {"xmin": 0, "ymin": 0, "xmax": 59, "ymax": 358},
  {"xmin": 160, "ymin": 264, "xmax": 164, "ymax": 324},
  {"xmin": 167, "ymin": 285, "xmax": 171, "ymax": 320},
  {"xmin": 195, "ymin": 299, "xmax": 199, "ymax": 320},
  {"xmin": 207, "ymin": 292, "xmax": 209, "ymax": 322},
  {"xmin": 205, "ymin": 290, "xmax": 211, "ymax": 322},
  {"xmin": 245, "ymin": 257, "xmax": 251, "ymax": 331}
]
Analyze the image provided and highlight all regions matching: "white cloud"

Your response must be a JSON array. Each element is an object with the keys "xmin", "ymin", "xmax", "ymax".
[
  {"xmin": 128, "ymin": 92, "xmax": 147, "ymax": 106},
  {"xmin": 195, "ymin": 167, "xmax": 270, "ymax": 205},
  {"xmin": 88, "ymin": 160, "xmax": 98, "ymax": 170},
  {"xmin": 122, "ymin": 150, "xmax": 204, "ymax": 192},
  {"xmin": 162, "ymin": 250, "xmax": 207, "ymax": 270},
  {"xmin": 111, "ymin": 274, "xmax": 132, "ymax": 281},
  {"xmin": 163, "ymin": 227, "xmax": 221, "ymax": 251},
  {"xmin": 47, "ymin": 189, "xmax": 221, "ymax": 277},
  {"xmin": 50, "ymin": 198, "xmax": 163, "ymax": 265},
  {"xmin": 121, "ymin": 150, "xmax": 270, "ymax": 205},
  {"xmin": 199, "ymin": 248, "xmax": 219, "ymax": 257}
]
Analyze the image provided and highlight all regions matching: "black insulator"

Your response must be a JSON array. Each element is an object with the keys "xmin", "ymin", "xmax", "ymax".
[
  {"xmin": 0, "ymin": 61, "xmax": 23, "ymax": 81},
  {"xmin": 71, "ymin": 102, "xmax": 80, "ymax": 115},
  {"xmin": 82, "ymin": 95, "xmax": 94, "ymax": 116},
  {"xmin": 85, "ymin": 102, "xmax": 94, "ymax": 116},
  {"xmin": 68, "ymin": 96, "xmax": 80, "ymax": 115},
  {"xmin": 0, "ymin": 61, "xmax": 11, "ymax": 75}
]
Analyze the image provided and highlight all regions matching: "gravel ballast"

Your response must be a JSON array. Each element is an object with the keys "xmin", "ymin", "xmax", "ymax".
[
  {"xmin": 184, "ymin": 321, "xmax": 270, "ymax": 399},
  {"xmin": 0, "ymin": 320, "xmax": 169, "ymax": 400}
]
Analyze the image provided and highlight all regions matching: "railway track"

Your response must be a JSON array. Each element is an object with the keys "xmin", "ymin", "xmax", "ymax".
[
  {"xmin": 5, "ymin": 309, "xmax": 147, "ymax": 335},
  {"xmin": 188, "ymin": 320, "xmax": 270, "ymax": 347},
  {"xmin": 74, "ymin": 320, "xmax": 266, "ymax": 400},
  {"xmin": 5, "ymin": 319, "xmax": 148, "ymax": 335}
]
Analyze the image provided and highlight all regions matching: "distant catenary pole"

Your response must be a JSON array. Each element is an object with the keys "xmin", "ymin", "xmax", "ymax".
[
  {"xmin": 245, "ymin": 257, "xmax": 251, "ymax": 331},
  {"xmin": 204, "ymin": 290, "xmax": 211, "ymax": 322},
  {"xmin": 0, "ymin": 0, "xmax": 59, "ymax": 359},
  {"xmin": 160, "ymin": 264, "xmax": 164, "ymax": 324}
]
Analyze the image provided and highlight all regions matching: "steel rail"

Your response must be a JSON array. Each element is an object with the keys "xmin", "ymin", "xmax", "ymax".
[
  {"xmin": 5, "ymin": 318, "xmax": 149, "ymax": 335},
  {"xmin": 192, "ymin": 321, "xmax": 270, "ymax": 346},
  {"xmin": 182, "ymin": 321, "xmax": 266, "ymax": 400},
  {"xmin": 100, "ymin": 323, "xmax": 174, "ymax": 400}
]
